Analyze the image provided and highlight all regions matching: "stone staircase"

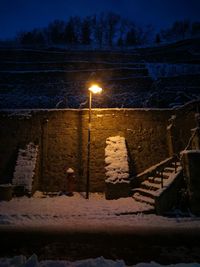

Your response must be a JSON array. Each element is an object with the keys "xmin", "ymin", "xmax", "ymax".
[{"xmin": 132, "ymin": 158, "xmax": 183, "ymax": 213}]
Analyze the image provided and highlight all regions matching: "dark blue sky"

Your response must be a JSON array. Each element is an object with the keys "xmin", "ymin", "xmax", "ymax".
[{"xmin": 0, "ymin": 0, "xmax": 199, "ymax": 39}]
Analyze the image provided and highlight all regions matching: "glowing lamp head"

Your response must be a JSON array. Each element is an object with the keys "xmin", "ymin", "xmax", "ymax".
[{"xmin": 89, "ymin": 84, "xmax": 102, "ymax": 94}]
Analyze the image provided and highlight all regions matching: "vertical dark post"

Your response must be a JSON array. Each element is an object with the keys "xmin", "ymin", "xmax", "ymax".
[
  {"xmin": 193, "ymin": 113, "xmax": 200, "ymax": 149},
  {"xmin": 86, "ymin": 91, "xmax": 92, "ymax": 199},
  {"xmin": 174, "ymin": 156, "xmax": 177, "ymax": 173},
  {"xmin": 161, "ymin": 171, "xmax": 163, "ymax": 188},
  {"xmin": 167, "ymin": 115, "xmax": 176, "ymax": 157},
  {"xmin": 41, "ymin": 118, "xmax": 48, "ymax": 191}
]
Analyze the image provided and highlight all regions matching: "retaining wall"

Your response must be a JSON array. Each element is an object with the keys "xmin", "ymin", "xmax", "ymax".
[{"xmin": 0, "ymin": 107, "xmax": 196, "ymax": 192}]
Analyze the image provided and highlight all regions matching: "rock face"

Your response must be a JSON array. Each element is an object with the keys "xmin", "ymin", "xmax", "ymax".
[{"xmin": 105, "ymin": 136, "xmax": 131, "ymax": 199}]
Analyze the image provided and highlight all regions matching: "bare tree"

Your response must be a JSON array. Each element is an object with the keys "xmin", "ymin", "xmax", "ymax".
[
  {"xmin": 105, "ymin": 12, "xmax": 120, "ymax": 47},
  {"xmin": 93, "ymin": 13, "xmax": 105, "ymax": 48},
  {"xmin": 47, "ymin": 20, "xmax": 66, "ymax": 44},
  {"xmin": 81, "ymin": 16, "xmax": 92, "ymax": 45},
  {"xmin": 64, "ymin": 17, "xmax": 78, "ymax": 45}
]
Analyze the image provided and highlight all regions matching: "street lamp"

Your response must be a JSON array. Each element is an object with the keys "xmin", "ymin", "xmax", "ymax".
[{"xmin": 86, "ymin": 84, "xmax": 102, "ymax": 199}]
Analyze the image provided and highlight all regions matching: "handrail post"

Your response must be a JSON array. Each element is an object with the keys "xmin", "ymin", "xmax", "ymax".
[
  {"xmin": 161, "ymin": 171, "xmax": 163, "ymax": 188},
  {"xmin": 174, "ymin": 156, "xmax": 177, "ymax": 173}
]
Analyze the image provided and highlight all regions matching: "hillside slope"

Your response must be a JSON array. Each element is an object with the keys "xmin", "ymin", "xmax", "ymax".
[{"xmin": 0, "ymin": 40, "xmax": 199, "ymax": 109}]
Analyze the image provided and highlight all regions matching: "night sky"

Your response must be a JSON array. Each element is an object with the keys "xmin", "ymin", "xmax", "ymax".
[{"xmin": 0, "ymin": 0, "xmax": 200, "ymax": 39}]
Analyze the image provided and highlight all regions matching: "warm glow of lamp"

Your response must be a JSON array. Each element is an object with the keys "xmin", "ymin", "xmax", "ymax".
[{"xmin": 88, "ymin": 84, "xmax": 102, "ymax": 94}]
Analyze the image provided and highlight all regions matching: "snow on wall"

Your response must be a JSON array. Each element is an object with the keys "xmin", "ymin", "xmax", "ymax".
[
  {"xmin": 105, "ymin": 136, "xmax": 129, "ymax": 184},
  {"xmin": 12, "ymin": 142, "xmax": 38, "ymax": 192}
]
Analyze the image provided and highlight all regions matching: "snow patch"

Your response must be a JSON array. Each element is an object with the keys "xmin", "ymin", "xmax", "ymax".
[
  {"xmin": 1, "ymin": 254, "xmax": 200, "ymax": 267},
  {"xmin": 105, "ymin": 136, "xmax": 129, "ymax": 184},
  {"xmin": 12, "ymin": 143, "xmax": 38, "ymax": 193}
]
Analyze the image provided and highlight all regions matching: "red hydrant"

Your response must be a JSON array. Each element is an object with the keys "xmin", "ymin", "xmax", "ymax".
[{"xmin": 65, "ymin": 168, "xmax": 75, "ymax": 196}]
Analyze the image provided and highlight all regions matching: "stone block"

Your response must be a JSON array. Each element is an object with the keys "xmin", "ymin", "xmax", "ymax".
[
  {"xmin": 0, "ymin": 184, "xmax": 12, "ymax": 201},
  {"xmin": 105, "ymin": 182, "xmax": 131, "ymax": 200}
]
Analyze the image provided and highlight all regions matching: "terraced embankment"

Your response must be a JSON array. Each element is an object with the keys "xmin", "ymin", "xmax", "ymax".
[
  {"xmin": 0, "ymin": 40, "xmax": 200, "ymax": 108},
  {"xmin": 0, "ymin": 49, "xmax": 153, "ymax": 108}
]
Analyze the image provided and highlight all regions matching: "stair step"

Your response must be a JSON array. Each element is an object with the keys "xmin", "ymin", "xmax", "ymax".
[
  {"xmin": 148, "ymin": 176, "xmax": 168, "ymax": 183},
  {"xmin": 148, "ymin": 176, "xmax": 162, "ymax": 184},
  {"xmin": 133, "ymin": 192, "xmax": 155, "ymax": 206},
  {"xmin": 164, "ymin": 167, "xmax": 175, "ymax": 172},
  {"xmin": 162, "ymin": 172, "xmax": 171, "ymax": 179},
  {"xmin": 132, "ymin": 188, "xmax": 156, "ymax": 198},
  {"xmin": 156, "ymin": 172, "xmax": 170, "ymax": 179},
  {"xmin": 141, "ymin": 180, "xmax": 160, "ymax": 190},
  {"xmin": 171, "ymin": 161, "xmax": 181, "ymax": 167}
]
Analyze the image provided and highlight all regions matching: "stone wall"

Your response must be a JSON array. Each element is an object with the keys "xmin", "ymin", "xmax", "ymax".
[{"xmin": 0, "ymin": 107, "xmax": 196, "ymax": 192}]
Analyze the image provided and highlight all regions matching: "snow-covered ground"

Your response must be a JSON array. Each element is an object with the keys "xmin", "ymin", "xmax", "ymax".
[
  {"xmin": 1, "ymin": 193, "xmax": 200, "ymax": 266},
  {"xmin": 0, "ymin": 254, "xmax": 200, "ymax": 267},
  {"xmin": 0, "ymin": 192, "xmax": 200, "ymax": 230}
]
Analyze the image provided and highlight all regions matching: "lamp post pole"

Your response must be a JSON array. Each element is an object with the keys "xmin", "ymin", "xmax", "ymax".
[
  {"xmin": 86, "ymin": 84, "xmax": 102, "ymax": 200},
  {"xmin": 86, "ymin": 90, "xmax": 92, "ymax": 199}
]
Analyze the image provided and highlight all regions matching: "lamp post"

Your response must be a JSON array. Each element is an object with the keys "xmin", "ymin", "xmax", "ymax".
[{"xmin": 86, "ymin": 84, "xmax": 102, "ymax": 199}]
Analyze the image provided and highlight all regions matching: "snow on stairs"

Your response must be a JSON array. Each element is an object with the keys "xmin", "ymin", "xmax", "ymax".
[
  {"xmin": 133, "ymin": 192, "xmax": 155, "ymax": 206},
  {"xmin": 132, "ymin": 159, "xmax": 182, "ymax": 210}
]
